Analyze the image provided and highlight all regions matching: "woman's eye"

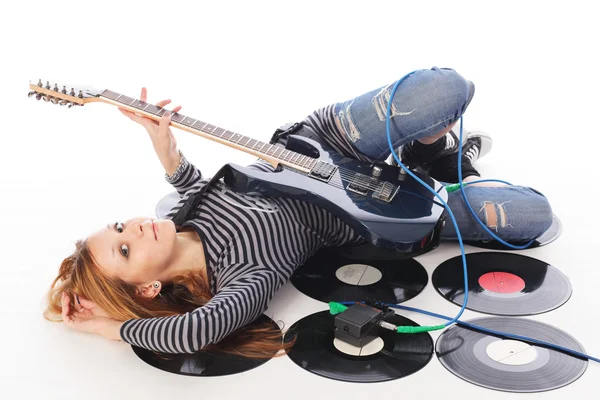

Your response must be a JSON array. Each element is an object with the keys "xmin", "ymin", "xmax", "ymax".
[
  {"xmin": 120, "ymin": 244, "xmax": 129, "ymax": 257},
  {"xmin": 114, "ymin": 222, "xmax": 128, "ymax": 258}
]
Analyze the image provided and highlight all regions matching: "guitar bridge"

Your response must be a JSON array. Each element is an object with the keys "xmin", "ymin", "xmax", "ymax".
[
  {"xmin": 309, "ymin": 161, "xmax": 337, "ymax": 182},
  {"xmin": 372, "ymin": 181, "xmax": 399, "ymax": 203}
]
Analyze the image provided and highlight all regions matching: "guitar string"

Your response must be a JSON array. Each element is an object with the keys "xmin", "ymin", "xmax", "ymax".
[{"xmin": 115, "ymin": 105, "xmax": 419, "ymax": 193}]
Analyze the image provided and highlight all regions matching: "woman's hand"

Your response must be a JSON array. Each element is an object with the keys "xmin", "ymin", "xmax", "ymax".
[
  {"xmin": 118, "ymin": 87, "xmax": 183, "ymax": 173},
  {"xmin": 61, "ymin": 292, "xmax": 123, "ymax": 341}
]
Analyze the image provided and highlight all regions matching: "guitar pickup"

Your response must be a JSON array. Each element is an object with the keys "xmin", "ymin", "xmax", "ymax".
[
  {"xmin": 347, "ymin": 182, "xmax": 369, "ymax": 196},
  {"xmin": 346, "ymin": 173, "xmax": 375, "ymax": 196},
  {"xmin": 309, "ymin": 161, "xmax": 337, "ymax": 182}
]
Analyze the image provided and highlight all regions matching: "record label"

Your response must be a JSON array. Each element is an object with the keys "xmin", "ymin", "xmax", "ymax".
[
  {"xmin": 285, "ymin": 310, "xmax": 433, "ymax": 383},
  {"xmin": 436, "ymin": 317, "xmax": 588, "ymax": 392},
  {"xmin": 432, "ymin": 252, "xmax": 572, "ymax": 316},
  {"xmin": 291, "ymin": 247, "xmax": 428, "ymax": 304},
  {"xmin": 478, "ymin": 272, "xmax": 525, "ymax": 293}
]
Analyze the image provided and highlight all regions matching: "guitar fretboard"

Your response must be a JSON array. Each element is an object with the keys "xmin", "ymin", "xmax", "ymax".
[{"xmin": 101, "ymin": 89, "xmax": 317, "ymax": 170}]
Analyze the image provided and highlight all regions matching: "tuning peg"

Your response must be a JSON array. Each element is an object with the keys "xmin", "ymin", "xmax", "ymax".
[
  {"xmin": 42, "ymin": 94, "xmax": 50, "ymax": 102},
  {"xmin": 78, "ymin": 90, "xmax": 83, "ymax": 98},
  {"xmin": 37, "ymin": 79, "xmax": 43, "ymax": 87},
  {"xmin": 35, "ymin": 93, "xmax": 43, "ymax": 100},
  {"xmin": 50, "ymin": 96, "xmax": 59, "ymax": 104},
  {"xmin": 59, "ymin": 99, "xmax": 70, "ymax": 106},
  {"xmin": 67, "ymin": 102, "xmax": 80, "ymax": 108},
  {"xmin": 45, "ymin": 81, "xmax": 51, "ymax": 89},
  {"xmin": 28, "ymin": 91, "xmax": 37, "ymax": 98},
  {"xmin": 61, "ymin": 85, "xmax": 67, "ymax": 94},
  {"xmin": 69, "ymin": 88, "xmax": 75, "ymax": 96},
  {"xmin": 53, "ymin": 83, "xmax": 59, "ymax": 92}
]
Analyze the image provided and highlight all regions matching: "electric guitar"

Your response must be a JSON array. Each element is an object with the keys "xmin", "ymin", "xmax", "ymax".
[{"xmin": 28, "ymin": 80, "xmax": 448, "ymax": 254}]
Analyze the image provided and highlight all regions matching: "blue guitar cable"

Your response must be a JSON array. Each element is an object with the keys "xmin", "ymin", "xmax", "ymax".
[{"xmin": 330, "ymin": 70, "xmax": 599, "ymax": 364}]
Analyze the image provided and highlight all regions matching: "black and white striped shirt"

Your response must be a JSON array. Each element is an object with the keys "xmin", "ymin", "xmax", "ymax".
[{"xmin": 119, "ymin": 105, "xmax": 370, "ymax": 353}]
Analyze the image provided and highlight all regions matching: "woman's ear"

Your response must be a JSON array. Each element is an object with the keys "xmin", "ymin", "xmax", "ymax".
[{"xmin": 138, "ymin": 281, "xmax": 161, "ymax": 299}]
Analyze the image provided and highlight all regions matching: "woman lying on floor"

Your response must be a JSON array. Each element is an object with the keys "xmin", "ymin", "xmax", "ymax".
[{"xmin": 44, "ymin": 67, "xmax": 553, "ymax": 359}]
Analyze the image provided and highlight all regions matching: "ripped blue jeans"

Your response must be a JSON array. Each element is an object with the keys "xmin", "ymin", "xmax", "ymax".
[{"xmin": 327, "ymin": 66, "xmax": 553, "ymax": 242}]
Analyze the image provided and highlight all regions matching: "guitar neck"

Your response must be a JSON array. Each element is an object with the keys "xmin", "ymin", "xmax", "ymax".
[{"xmin": 99, "ymin": 89, "xmax": 316, "ymax": 172}]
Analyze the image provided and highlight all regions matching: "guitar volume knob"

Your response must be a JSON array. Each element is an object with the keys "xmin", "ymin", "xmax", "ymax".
[{"xmin": 372, "ymin": 166, "xmax": 382, "ymax": 177}]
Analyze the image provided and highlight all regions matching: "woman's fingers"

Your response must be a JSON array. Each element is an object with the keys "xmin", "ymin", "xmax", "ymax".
[
  {"xmin": 140, "ymin": 87, "xmax": 147, "ymax": 103},
  {"xmin": 156, "ymin": 99, "xmax": 171, "ymax": 108},
  {"xmin": 61, "ymin": 292, "xmax": 72, "ymax": 323}
]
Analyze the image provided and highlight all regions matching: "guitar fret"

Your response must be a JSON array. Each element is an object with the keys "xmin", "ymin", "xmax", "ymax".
[
  {"xmin": 220, "ymin": 129, "xmax": 228, "ymax": 138},
  {"xmin": 182, "ymin": 117, "xmax": 196, "ymax": 126},
  {"xmin": 213, "ymin": 127, "xmax": 226, "ymax": 137},
  {"xmin": 117, "ymin": 95, "xmax": 136, "ymax": 105},
  {"xmin": 101, "ymin": 90, "xmax": 120, "ymax": 101},
  {"xmin": 202, "ymin": 124, "xmax": 216, "ymax": 133},
  {"xmin": 221, "ymin": 130, "xmax": 235, "ymax": 140},
  {"xmin": 131, "ymin": 100, "xmax": 148, "ymax": 110},
  {"xmin": 170, "ymin": 113, "xmax": 185, "ymax": 123},
  {"xmin": 191, "ymin": 120, "xmax": 206, "ymax": 130}
]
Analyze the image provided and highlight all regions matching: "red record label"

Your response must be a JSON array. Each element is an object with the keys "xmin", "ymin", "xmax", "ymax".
[{"xmin": 479, "ymin": 272, "xmax": 525, "ymax": 293}]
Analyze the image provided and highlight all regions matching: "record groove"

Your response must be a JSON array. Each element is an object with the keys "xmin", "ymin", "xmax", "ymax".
[
  {"xmin": 131, "ymin": 314, "xmax": 280, "ymax": 376},
  {"xmin": 285, "ymin": 310, "xmax": 433, "ymax": 383},
  {"xmin": 436, "ymin": 317, "xmax": 588, "ymax": 392},
  {"xmin": 432, "ymin": 252, "xmax": 571, "ymax": 316},
  {"xmin": 291, "ymin": 246, "xmax": 428, "ymax": 304}
]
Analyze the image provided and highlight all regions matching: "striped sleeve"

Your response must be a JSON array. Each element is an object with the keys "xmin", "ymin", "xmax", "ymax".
[
  {"xmin": 164, "ymin": 151, "xmax": 204, "ymax": 197},
  {"xmin": 119, "ymin": 266, "xmax": 281, "ymax": 354}
]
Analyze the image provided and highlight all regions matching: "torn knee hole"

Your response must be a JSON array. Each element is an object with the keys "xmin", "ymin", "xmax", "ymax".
[{"xmin": 479, "ymin": 201, "xmax": 498, "ymax": 231}]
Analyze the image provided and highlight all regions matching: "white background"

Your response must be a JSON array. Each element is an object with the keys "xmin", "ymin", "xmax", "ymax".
[{"xmin": 1, "ymin": 1, "xmax": 599, "ymax": 399}]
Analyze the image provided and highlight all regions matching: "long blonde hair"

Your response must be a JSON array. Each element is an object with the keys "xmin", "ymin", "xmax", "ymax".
[{"xmin": 44, "ymin": 238, "xmax": 297, "ymax": 359}]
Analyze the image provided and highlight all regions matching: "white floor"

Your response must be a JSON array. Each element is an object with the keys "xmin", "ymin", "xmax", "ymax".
[{"xmin": 3, "ymin": 1, "xmax": 599, "ymax": 399}]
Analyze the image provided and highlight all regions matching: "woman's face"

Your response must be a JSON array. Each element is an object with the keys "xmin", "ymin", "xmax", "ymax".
[{"xmin": 86, "ymin": 217, "xmax": 178, "ymax": 285}]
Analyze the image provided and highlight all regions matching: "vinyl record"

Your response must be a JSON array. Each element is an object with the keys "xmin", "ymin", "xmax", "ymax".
[
  {"xmin": 155, "ymin": 191, "xmax": 180, "ymax": 219},
  {"xmin": 290, "ymin": 246, "xmax": 428, "ymax": 304},
  {"xmin": 284, "ymin": 310, "xmax": 433, "ymax": 383},
  {"xmin": 432, "ymin": 252, "xmax": 572, "ymax": 316},
  {"xmin": 464, "ymin": 213, "xmax": 562, "ymax": 250},
  {"xmin": 131, "ymin": 314, "xmax": 280, "ymax": 377},
  {"xmin": 436, "ymin": 317, "xmax": 588, "ymax": 392}
]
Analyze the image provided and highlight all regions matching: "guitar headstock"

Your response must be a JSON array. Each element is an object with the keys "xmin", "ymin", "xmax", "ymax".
[{"xmin": 28, "ymin": 79, "xmax": 104, "ymax": 108}]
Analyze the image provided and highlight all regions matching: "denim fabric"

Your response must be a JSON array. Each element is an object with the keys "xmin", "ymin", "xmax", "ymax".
[
  {"xmin": 327, "ymin": 67, "xmax": 553, "ymax": 242},
  {"xmin": 334, "ymin": 67, "xmax": 473, "ymax": 161},
  {"xmin": 442, "ymin": 185, "xmax": 553, "ymax": 242}
]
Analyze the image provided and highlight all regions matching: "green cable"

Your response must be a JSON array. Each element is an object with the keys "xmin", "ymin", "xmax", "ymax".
[
  {"xmin": 445, "ymin": 183, "xmax": 465, "ymax": 193},
  {"xmin": 329, "ymin": 301, "xmax": 348, "ymax": 315},
  {"xmin": 328, "ymin": 302, "xmax": 445, "ymax": 334},
  {"xmin": 396, "ymin": 324, "xmax": 446, "ymax": 333}
]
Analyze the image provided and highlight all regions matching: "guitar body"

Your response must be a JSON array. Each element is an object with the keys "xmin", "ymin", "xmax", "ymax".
[{"xmin": 222, "ymin": 134, "xmax": 448, "ymax": 254}]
